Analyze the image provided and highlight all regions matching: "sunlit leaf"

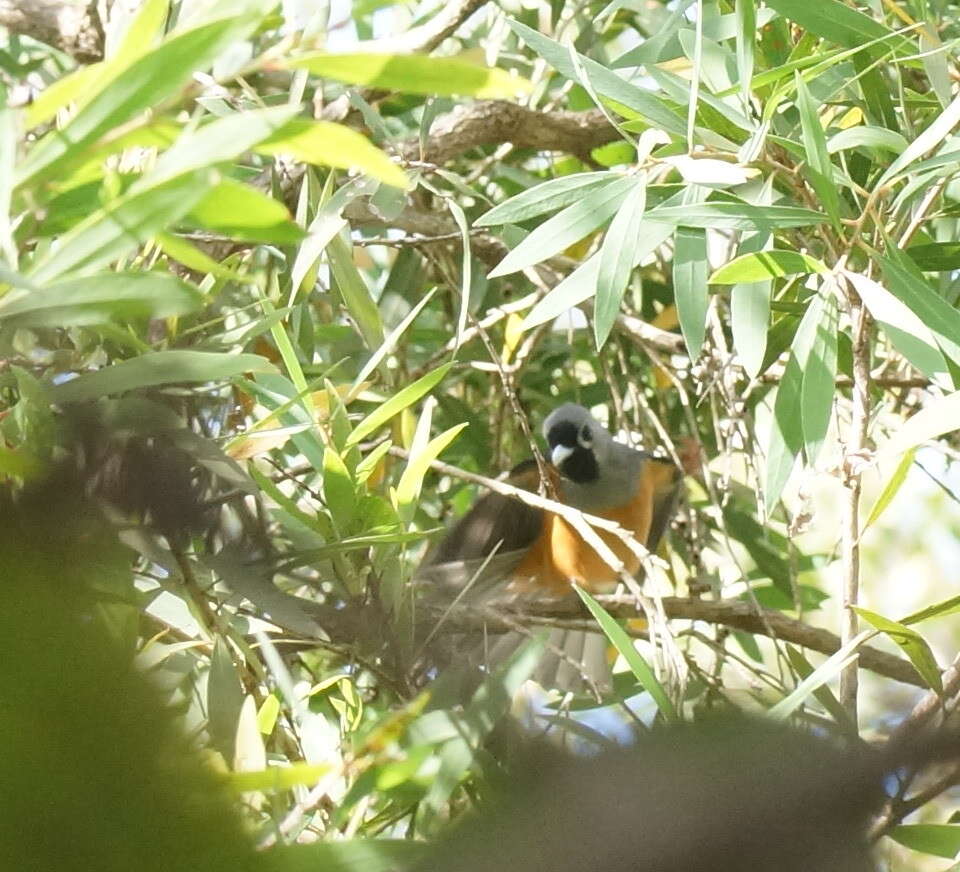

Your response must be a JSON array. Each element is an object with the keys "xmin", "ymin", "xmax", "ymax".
[
  {"xmin": 853, "ymin": 607, "xmax": 942, "ymax": 693},
  {"xmin": 284, "ymin": 53, "xmax": 531, "ymax": 98}
]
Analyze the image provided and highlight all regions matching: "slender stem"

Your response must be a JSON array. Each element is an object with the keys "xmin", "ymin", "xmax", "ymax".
[{"xmin": 840, "ymin": 296, "xmax": 872, "ymax": 723}]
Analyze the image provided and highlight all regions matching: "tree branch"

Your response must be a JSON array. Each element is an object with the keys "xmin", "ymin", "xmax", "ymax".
[
  {"xmin": 420, "ymin": 595, "xmax": 924, "ymax": 688},
  {"xmin": 0, "ymin": 0, "xmax": 104, "ymax": 62},
  {"xmin": 400, "ymin": 101, "xmax": 618, "ymax": 164}
]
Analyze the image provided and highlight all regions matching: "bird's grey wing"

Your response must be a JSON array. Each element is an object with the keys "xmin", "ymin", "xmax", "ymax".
[{"xmin": 416, "ymin": 460, "xmax": 543, "ymax": 597}]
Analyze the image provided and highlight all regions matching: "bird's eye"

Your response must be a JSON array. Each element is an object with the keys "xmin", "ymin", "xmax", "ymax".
[{"xmin": 578, "ymin": 425, "xmax": 593, "ymax": 447}]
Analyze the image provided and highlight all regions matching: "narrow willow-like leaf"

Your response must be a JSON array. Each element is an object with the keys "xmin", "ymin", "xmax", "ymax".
[
  {"xmin": 647, "ymin": 202, "xmax": 826, "ymax": 230},
  {"xmin": 673, "ymin": 226, "xmax": 708, "ymax": 359},
  {"xmin": 880, "ymin": 89, "xmax": 960, "ymax": 186},
  {"xmin": 508, "ymin": 21, "xmax": 686, "ymax": 136},
  {"xmin": 862, "ymin": 447, "xmax": 916, "ymax": 534},
  {"xmin": 257, "ymin": 119, "xmax": 409, "ymax": 189},
  {"xmin": 826, "ymin": 126, "xmax": 908, "ymax": 155},
  {"xmin": 880, "ymin": 254, "xmax": 960, "ymax": 368},
  {"xmin": 875, "ymin": 390, "xmax": 960, "ymax": 463},
  {"xmin": 475, "ymin": 173, "xmax": 614, "ymax": 226},
  {"xmin": 51, "ymin": 351, "xmax": 275, "ymax": 404},
  {"xmin": 284, "ymin": 53, "xmax": 531, "ymax": 98},
  {"xmin": 905, "ymin": 242, "xmax": 960, "ymax": 272},
  {"xmin": 327, "ymin": 235, "xmax": 385, "ymax": 351},
  {"xmin": 795, "ymin": 74, "xmax": 842, "ymax": 230},
  {"xmin": 574, "ymin": 586, "xmax": 678, "ymax": 722},
  {"xmin": 846, "ymin": 271, "xmax": 950, "ymax": 384},
  {"xmin": 28, "ymin": 171, "xmax": 213, "ymax": 283},
  {"xmin": 731, "ymin": 281, "xmax": 771, "ymax": 378},
  {"xmin": 149, "ymin": 104, "xmax": 300, "ymax": 185},
  {"xmin": 711, "ymin": 250, "xmax": 828, "ymax": 283},
  {"xmin": 853, "ymin": 607, "xmax": 942, "ymax": 693},
  {"xmin": 323, "ymin": 445, "xmax": 356, "ymax": 530},
  {"xmin": 765, "ymin": 293, "xmax": 824, "ymax": 512},
  {"xmin": 889, "ymin": 825, "xmax": 960, "ymax": 860},
  {"xmin": 188, "ymin": 179, "xmax": 304, "ymax": 245},
  {"xmin": 735, "ymin": 0, "xmax": 756, "ymax": 107},
  {"xmin": 345, "ymin": 363, "xmax": 453, "ymax": 447},
  {"xmin": 489, "ymin": 176, "xmax": 636, "ymax": 278},
  {"xmin": 801, "ymin": 292, "xmax": 838, "ymax": 465},
  {"xmin": 16, "ymin": 12, "xmax": 265, "ymax": 187},
  {"xmin": 769, "ymin": 630, "xmax": 872, "ymax": 720},
  {"xmin": 594, "ymin": 175, "xmax": 646, "ymax": 349},
  {"xmin": 763, "ymin": 0, "xmax": 907, "ymax": 50},
  {"xmin": 0, "ymin": 272, "xmax": 202, "ymax": 327},
  {"xmin": 395, "ymin": 423, "xmax": 468, "ymax": 508}
]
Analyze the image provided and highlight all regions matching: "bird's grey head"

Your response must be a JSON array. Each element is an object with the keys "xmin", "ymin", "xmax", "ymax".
[{"xmin": 542, "ymin": 404, "xmax": 613, "ymax": 484}]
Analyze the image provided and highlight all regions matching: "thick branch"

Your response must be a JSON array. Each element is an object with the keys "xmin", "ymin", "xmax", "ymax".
[
  {"xmin": 421, "ymin": 595, "xmax": 924, "ymax": 688},
  {"xmin": 0, "ymin": 0, "xmax": 104, "ymax": 62},
  {"xmin": 400, "ymin": 101, "xmax": 618, "ymax": 164}
]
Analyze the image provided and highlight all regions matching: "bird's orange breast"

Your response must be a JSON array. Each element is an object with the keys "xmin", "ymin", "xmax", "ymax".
[{"xmin": 509, "ymin": 458, "xmax": 675, "ymax": 595}]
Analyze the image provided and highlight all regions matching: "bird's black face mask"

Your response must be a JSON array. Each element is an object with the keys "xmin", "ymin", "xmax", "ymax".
[{"xmin": 546, "ymin": 420, "xmax": 600, "ymax": 484}]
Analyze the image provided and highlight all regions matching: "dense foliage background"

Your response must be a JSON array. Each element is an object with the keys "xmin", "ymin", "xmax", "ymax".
[{"xmin": 5, "ymin": 0, "xmax": 960, "ymax": 867}]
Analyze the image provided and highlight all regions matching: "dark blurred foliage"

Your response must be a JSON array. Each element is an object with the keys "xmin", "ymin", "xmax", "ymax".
[{"xmin": 0, "ymin": 451, "xmax": 274, "ymax": 872}]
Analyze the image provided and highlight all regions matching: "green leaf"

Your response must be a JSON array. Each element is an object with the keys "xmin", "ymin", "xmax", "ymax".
[
  {"xmin": 16, "ymin": 12, "xmax": 265, "ymax": 187},
  {"xmin": 395, "ymin": 423, "xmax": 468, "ymax": 508},
  {"xmin": 488, "ymin": 176, "xmax": 637, "ymax": 278},
  {"xmin": 710, "ymin": 250, "xmax": 828, "ymax": 283},
  {"xmin": 826, "ymin": 126, "xmax": 908, "ymax": 155},
  {"xmin": 769, "ymin": 629, "xmax": 872, "ymax": 720},
  {"xmin": 879, "ymin": 89, "xmax": 960, "ymax": 186},
  {"xmin": 226, "ymin": 762, "xmax": 331, "ymax": 793},
  {"xmin": 284, "ymin": 53, "xmax": 531, "ymax": 98},
  {"xmin": 863, "ymin": 447, "xmax": 916, "ymax": 534},
  {"xmin": 784, "ymin": 646, "xmax": 858, "ymax": 735},
  {"xmin": 256, "ymin": 694, "xmax": 280, "ymax": 735},
  {"xmin": 508, "ymin": 21, "xmax": 686, "ymax": 136},
  {"xmin": 28, "ymin": 171, "xmax": 214, "ymax": 283},
  {"xmin": 594, "ymin": 175, "xmax": 646, "ymax": 349},
  {"xmin": 323, "ymin": 445, "xmax": 356, "ymax": 530},
  {"xmin": 800, "ymin": 292, "xmax": 838, "ymax": 465},
  {"xmin": 905, "ymin": 242, "xmax": 960, "ymax": 272},
  {"xmin": 51, "ymin": 351, "xmax": 275, "ymax": 404},
  {"xmin": 673, "ymin": 226, "xmax": 708, "ymax": 359},
  {"xmin": 475, "ymin": 172, "xmax": 614, "ymax": 226},
  {"xmin": 763, "ymin": 0, "xmax": 907, "ymax": 50},
  {"xmin": 0, "ymin": 271, "xmax": 202, "ymax": 327},
  {"xmin": 879, "ymin": 255, "xmax": 960, "ymax": 368},
  {"xmin": 846, "ymin": 271, "xmax": 950, "ymax": 383},
  {"xmin": 795, "ymin": 73, "xmax": 842, "ymax": 231},
  {"xmin": 207, "ymin": 637, "xmax": 244, "ymax": 761},
  {"xmin": 155, "ymin": 232, "xmax": 251, "ymax": 282},
  {"xmin": 890, "ymin": 825, "xmax": 960, "ymax": 860},
  {"xmin": 328, "ymin": 234, "xmax": 386, "ymax": 351},
  {"xmin": 648, "ymin": 202, "xmax": 826, "ymax": 231},
  {"xmin": 187, "ymin": 179, "xmax": 304, "ymax": 244},
  {"xmin": 765, "ymin": 292, "xmax": 824, "ymax": 511},
  {"xmin": 734, "ymin": 0, "xmax": 756, "ymax": 107},
  {"xmin": 574, "ymin": 586, "xmax": 678, "ymax": 723},
  {"xmin": 345, "ymin": 363, "xmax": 452, "ymax": 447},
  {"xmin": 731, "ymin": 281, "xmax": 771, "ymax": 378},
  {"xmin": 257, "ymin": 119, "xmax": 409, "ymax": 189},
  {"xmin": 854, "ymin": 607, "xmax": 942, "ymax": 693},
  {"xmin": 724, "ymin": 506, "xmax": 792, "ymax": 596},
  {"xmin": 875, "ymin": 390, "xmax": 960, "ymax": 463},
  {"xmin": 900, "ymin": 591, "xmax": 960, "ymax": 627},
  {"xmin": 520, "ymin": 196, "xmax": 684, "ymax": 329},
  {"xmin": 149, "ymin": 104, "xmax": 301, "ymax": 185}
]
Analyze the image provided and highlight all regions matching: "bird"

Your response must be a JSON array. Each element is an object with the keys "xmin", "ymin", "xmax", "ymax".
[{"xmin": 417, "ymin": 403, "xmax": 683, "ymax": 691}]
